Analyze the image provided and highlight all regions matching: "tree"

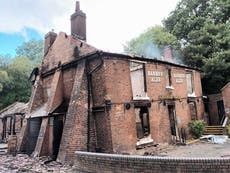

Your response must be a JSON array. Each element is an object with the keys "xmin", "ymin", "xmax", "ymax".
[
  {"xmin": 0, "ymin": 40, "xmax": 44, "ymax": 109},
  {"xmin": 0, "ymin": 55, "xmax": 11, "ymax": 93},
  {"xmin": 16, "ymin": 39, "xmax": 44, "ymax": 65},
  {"xmin": 164, "ymin": 0, "xmax": 230, "ymax": 94},
  {"xmin": 124, "ymin": 25, "xmax": 181, "ymax": 59},
  {"xmin": 0, "ymin": 56, "xmax": 33, "ymax": 109}
]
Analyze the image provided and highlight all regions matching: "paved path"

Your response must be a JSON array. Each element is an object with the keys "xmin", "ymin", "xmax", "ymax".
[{"xmin": 158, "ymin": 140, "xmax": 230, "ymax": 157}]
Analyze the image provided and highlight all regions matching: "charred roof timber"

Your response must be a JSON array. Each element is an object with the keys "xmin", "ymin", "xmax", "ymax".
[
  {"xmin": 71, "ymin": 1, "xmax": 86, "ymax": 40},
  {"xmin": 41, "ymin": 51, "xmax": 201, "ymax": 79}
]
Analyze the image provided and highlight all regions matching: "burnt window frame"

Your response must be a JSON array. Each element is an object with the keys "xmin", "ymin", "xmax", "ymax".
[
  {"xmin": 166, "ymin": 67, "xmax": 172, "ymax": 87},
  {"xmin": 130, "ymin": 61, "xmax": 148, "ymax": 100},
  {"xmin": 186, "ymin": 70, "xmax": 194, "ymax": 94}
]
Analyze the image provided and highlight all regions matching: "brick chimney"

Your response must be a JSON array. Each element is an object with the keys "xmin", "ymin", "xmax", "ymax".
[
  {"xmin": 71, "ymin": 1, "xmax": 86, "ymax": 41},
  {"xmin": 44, "ymin": 31, "xmax": 57, "ymax": 54},
  {"xmin": 163, "ymin": 45, "xmax": 174, "ymax": 63}
]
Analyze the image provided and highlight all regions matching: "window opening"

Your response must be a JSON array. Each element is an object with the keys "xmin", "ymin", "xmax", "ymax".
[
  {"xmin": 130, "ymin": 62, "xmax": 148, "ymax": 100},
  {"xmin": 186, "ymin": 71, "xmax": 194, "ymax": 94}
]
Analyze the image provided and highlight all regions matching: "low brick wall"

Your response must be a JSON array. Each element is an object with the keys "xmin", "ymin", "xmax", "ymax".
[{"xmin": 74, "ymin": 151, "xmax": 230, "ymax": 173}]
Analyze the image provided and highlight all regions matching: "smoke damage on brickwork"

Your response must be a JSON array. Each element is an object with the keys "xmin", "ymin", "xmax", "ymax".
[{"xmin": 13, "ymin": 1, "xmax": 207, "ymax": 162}]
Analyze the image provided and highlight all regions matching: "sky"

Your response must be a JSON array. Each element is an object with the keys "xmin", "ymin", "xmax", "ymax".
[{"xmin": 0, "ymin": 0, "xmax": 180, "ymax": 57}]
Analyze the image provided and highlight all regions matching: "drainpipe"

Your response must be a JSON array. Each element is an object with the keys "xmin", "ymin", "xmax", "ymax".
[{"xmin": 86, "ymin": 54, "xmax": 104, "ymax": 151}]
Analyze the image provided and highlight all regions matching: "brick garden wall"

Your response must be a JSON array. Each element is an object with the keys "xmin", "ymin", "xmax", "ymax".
[{"xmin": 74, "ymin": 151, "xmax": 230, "ymax": 173}]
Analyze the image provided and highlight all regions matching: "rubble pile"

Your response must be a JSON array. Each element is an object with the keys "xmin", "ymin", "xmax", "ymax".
[{"xmin": 0, "ymin": 154, "xmax": 73, "ymax": 173}]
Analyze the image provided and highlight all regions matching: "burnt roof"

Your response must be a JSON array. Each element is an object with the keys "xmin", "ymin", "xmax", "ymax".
[
  {"xmin": 0, "ymin": 102, "xmax": 28, "ymax": 118},
  {"xmin": 41, "ymin": 50, "xmax": 201, "ymax": 79},
  {"xmin": 100, "ymin": 51, "xmax": 201, "ymax": 71}
]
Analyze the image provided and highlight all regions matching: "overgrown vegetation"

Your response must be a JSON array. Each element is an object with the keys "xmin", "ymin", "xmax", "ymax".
[
  {"xmin": 0, "ymin": 39, "xmax": 43, "ymax": 109},
  {"xmin": 189, "ymin": 120, "xmax": 205, "ymax": 138}
]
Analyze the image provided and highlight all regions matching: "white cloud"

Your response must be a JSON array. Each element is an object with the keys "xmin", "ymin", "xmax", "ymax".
[{"xmin": 0, "ymin": 0, "xmax": 179, "ymax": 52}]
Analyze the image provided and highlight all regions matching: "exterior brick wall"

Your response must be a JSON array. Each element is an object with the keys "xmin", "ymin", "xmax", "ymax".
[
  {"xmin": 42, "ymin": 32, "xmax": 97, "ymax": 73},
  {"xmin": 88, "ymin": 56, "xmax": 204, "ymax": 153},
  {"xmin": 89, "ymin": 58, "xmax": 113, "ymax": 153},
  {"xmin": 104, "ymin": 58, "xmax": 136, "ymax": 154},
  {"xmin": 221, "ymin": 82, "xmax": 230, "ymax": 118},
  {"xmin": 74, "ymin": 151, "xmax": 230, "ymax": 173},
  {"xmin": 208, "ymin": 94, "xmax": 222, "ymax": 125},
  {"xmin": 57, "ymin": 60, "xmax": 88, "ymax": 162}
]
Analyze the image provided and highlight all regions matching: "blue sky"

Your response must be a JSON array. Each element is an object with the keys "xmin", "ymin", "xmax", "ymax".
[
  {"xmin": 0, "ymin": 28, "xmax": 42, "ymax": 57},
  {"xmin": 0, "ymin": 0, "xmax": 180, "ymax": 57}
]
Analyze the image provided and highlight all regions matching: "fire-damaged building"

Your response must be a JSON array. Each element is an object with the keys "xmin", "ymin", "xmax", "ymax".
[
  {"xmin": 0, "ymin": 102, "xmax": 27, "ymax": 142},
  {"xmin": 206, "ymin": 82, "xmax": 230, "ymax": 126},
  {"xmin": 17, "ymin": 1, "xmax": 204, "ymax": 162}
]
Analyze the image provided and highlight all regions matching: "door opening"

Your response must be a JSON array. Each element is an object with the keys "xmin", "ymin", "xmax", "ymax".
[
  {"xmin": 168, "ymin": 105, "xmax": 178, "ymax": 141},
  {"xmin": 217, "ymin": 100, "xmax": 225, "ymax": 124},
  {"xmin": 27, "ymin": 118, "xmax": 42, "ymax": 155},
  {"xmin": 135, "ymin": 107, "xmax": 150, "ymax": 139},
  {"xmin": 52, "ymin": 115, "xmax": 64, "ymax": 160}
]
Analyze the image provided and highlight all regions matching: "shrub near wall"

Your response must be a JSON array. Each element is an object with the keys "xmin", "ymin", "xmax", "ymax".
[
  {"xmin": 74, "ymin": 151, "xmax": 230, "ymax": 173},
  {"xmin": 189, "ymin": 120, "xmax": 205, "ymax": 138}
]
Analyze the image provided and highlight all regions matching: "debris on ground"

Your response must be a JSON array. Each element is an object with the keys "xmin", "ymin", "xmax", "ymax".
[
  {"xmin": 0, "ymin": 153, "xmax": 73, "ymax": 173},
  {"xmin": 200, "ymin": 135, "xmax": 228, "ymax": 144}
]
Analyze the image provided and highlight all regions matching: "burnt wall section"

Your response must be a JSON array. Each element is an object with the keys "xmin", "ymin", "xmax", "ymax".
[
  {"xmin": 103, "ymin": 58, "xmax": 136, "ymax": 153},
  {"xmin": 42, "ymin": 32, "xmax": 97, "ymax": 73},
  {"xmin": 17, "ymin": 79, "xmax": 44, "ymax": 152},
  {"xmin": 33, "ymin": 70, "xmax": 64, "ymax": 157},
  {"xmin": 58, "ymin": 60, "xmax": 88, "ymax": 162},
  {"xmin": 74, "ymin": 152, "xmax": 230, "ymax": 173}
]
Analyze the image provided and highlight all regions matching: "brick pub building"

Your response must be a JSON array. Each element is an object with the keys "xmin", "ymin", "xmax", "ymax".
[{"xmin": 17, "ymin": 1, "xmax": 204, "ymax": 162}]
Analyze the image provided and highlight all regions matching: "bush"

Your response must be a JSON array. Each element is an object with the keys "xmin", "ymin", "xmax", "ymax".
[
  {"xmin": 188, "ymin": 120, "xmax": 205, "ymax": 138},
  {"xmin": 227, "ymin": 124, "xmax": 230, "ymax": 136}
]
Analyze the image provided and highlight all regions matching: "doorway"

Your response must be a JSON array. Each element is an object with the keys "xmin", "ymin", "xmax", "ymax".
[
  {"xmin": 52, "ymin": 115, "xmax": 64, "ymax": 160},
  {"xmin": 27, "ymin": 118, "xmax": 42, "ymax": 155},
  {"xmin": 168, "ymin": 105, "xmax": 178, "ymax": 141},
  {"xmin": 135, "ymin": 107, "xmax": 150, "ymax": 139},
  {"xmin": 217, "ymin": 100, "xmax": 225, "ymax": 124}
]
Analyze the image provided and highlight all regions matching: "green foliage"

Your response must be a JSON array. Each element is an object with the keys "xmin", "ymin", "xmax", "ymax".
[
  {"xmin": 202, "ymin": 57, "xmax": 230, "ymax": 93},
  {"xmin": 16, "ymin": 39, "xmax": 44, "ymax": 65},
  {"xmin": 189, "ymin": 120, "xmax": 205, "ymax": 138},
  {"xmin": 227, "ymin": 124, "xmax": 230, "ymax": 135},
  {"xmin": 0, "ymin": 56, "xmax": 33, "ymax": 109},
  {"xmin": 124, "ymin": 25, "xmax": 181, "ymax": 58},
  {"xmin": 164, "ymin": 0, "xmax": 230, "ymax": 94},
  {"xmin": 0, "ymin": 39, "xmax": 43, "ymax": 109},
  {"xmin": 0, "ymin": 70, "xmax": 9, "ymax": 92}
]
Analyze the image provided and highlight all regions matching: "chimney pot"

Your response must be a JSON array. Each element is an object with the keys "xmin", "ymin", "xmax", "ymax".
[
  {"xmin": 71, "ymin": 1, "xmax": 86, "ymax": 41},
  {"xmin": 75, "ymin": 1, "xmax": 80, "ymax": 11}
]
